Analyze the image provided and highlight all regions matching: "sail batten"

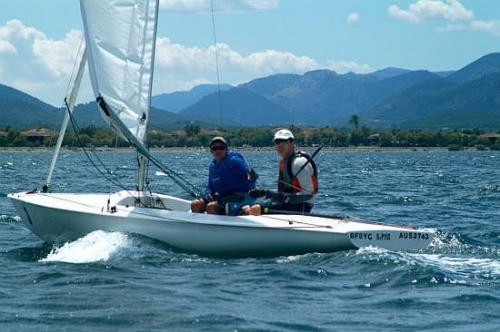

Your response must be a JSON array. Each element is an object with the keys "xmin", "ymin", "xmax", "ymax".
[{"xmin": 80, "ymin": 0, "xmax": 158, "ymax": 145}]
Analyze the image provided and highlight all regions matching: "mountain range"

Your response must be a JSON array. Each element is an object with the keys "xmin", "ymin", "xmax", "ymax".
[{"xmin": 1, "ymin": 52, "xmax": 499, "ymax": 130}]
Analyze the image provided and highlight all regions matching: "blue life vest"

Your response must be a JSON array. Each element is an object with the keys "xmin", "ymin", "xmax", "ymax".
[{"xmin": 207, "ymin": 151, "xmax": 257, "ymax": 195}]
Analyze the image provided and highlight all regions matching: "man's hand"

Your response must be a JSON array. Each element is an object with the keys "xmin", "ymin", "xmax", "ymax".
[
  {"xmin": 202, "ymin": 193, "xmax": 214, "ymax": 203},
  {"xmin": 248, "ymin": 189, "xmax": 269, "ymax": 198}
]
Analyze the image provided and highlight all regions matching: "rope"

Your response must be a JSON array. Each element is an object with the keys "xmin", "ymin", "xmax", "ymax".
[
  {"xmin": 210, "ymin": 0, "xmax": 224, "ymax": 125},
  {"xmin": 258, "ymin": 214, "xmax": 333, "ymax": 229},
  {"xmin": 66, "ymin": 108, "xmax": 131, "ymax": 192},
  {"xmin": 142, "ymin": 151, "xmax": 202, "ymax": 197}
]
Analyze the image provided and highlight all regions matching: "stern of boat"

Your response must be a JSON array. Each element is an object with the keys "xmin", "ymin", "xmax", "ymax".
[{"xmin": 346, "ymin": 228, "xmax": 434, "ymax": 251}]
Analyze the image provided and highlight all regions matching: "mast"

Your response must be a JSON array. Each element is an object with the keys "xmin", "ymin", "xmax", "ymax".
[
  {"xmin": 137, "ymin": 155, "xmax": 147, "ymax": 192},
  {"xmin": 43, "ymin": 48, "xmax": 87, "ymax": 193},
  {"xmin": 137, "ymin": 0, "xmax": 159, "ymax": 192}
]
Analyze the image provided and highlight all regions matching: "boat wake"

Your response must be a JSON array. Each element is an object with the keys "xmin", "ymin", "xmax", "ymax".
[
  {"xmin": 40, "ymin": 230, "xmax": 129, "ymax": 264},
  {"xmin": 26, "ymin": 219, "xmax": 498, "ymax": 284},
  {"xmin": 0, "ymin": 214, "xmax": 21, "ymax": 223},
  {"xmin": 353, "ymin": 232, "xmax": 500, "ymax": 286}
]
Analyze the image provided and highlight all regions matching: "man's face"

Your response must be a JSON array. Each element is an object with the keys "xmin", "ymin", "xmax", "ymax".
[
  {"xmin": 210, "ymin": 143, "xmax": 227, "ymax": 161},
  {"xmin": 274, "ymin": 139, "xmax": 293, "ymax": 158}
]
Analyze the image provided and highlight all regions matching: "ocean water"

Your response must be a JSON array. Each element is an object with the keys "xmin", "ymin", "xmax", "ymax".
[{"xmin": 0, "ymin": 149, "xmax": 498, "ymax": 331}]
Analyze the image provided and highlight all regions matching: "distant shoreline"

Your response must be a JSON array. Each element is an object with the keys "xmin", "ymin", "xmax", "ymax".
[{"xmin": 0, "ymin": 146, "xmax": 488, "ymax": 153}]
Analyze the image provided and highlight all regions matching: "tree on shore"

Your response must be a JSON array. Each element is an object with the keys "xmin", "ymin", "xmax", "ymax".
[
  {"xmin": 1, "ymin": 125, "xmax": 499, "ymax": 150},
  {"xmin": 349, "ymin": 115, "xmax": 359, "ymax": 130}
]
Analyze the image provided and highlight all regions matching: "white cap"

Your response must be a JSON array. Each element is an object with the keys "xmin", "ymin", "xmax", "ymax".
[
  {"xmin": 274, "ymin": 129, "xmax": 295, "ymax": 141},
  {"xmin": 210, "ymin": 136, "xmax": 227, "ymax": 146}
]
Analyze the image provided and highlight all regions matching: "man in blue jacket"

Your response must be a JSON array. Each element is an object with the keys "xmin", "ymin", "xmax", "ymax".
[{"xmin": 191, "ymin": 136, "xmax": 256, "ymax": 215}]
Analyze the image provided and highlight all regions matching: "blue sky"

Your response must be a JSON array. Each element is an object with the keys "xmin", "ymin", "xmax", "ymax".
[{"xmin": 1, "ymin": 0, "xmax": 499, "ymax": 106}]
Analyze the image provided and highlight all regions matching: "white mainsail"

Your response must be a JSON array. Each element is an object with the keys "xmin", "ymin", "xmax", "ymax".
[
  {"xmin": 80, "ymin": 0, "xmax": 197, "ymax": 194},
  {"xmin": 80, "ymin": 0, "xmax": 159, "ymax": 147}
]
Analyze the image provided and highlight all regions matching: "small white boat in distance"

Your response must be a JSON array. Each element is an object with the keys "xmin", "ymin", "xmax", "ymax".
[{"xmin": 9, "ymin": 0, "xmax": 434, "ymax": 257}]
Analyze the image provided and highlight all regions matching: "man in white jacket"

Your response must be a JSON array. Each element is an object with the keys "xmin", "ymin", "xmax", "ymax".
[{"xmin": 243, "ymin": 129, "xmax": 318, "ymax": 215}]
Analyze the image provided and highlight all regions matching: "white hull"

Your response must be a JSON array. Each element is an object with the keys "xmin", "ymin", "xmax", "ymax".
[{"xmin": 8, "ymin": 191, "xmax": 433, "ymax": 257}]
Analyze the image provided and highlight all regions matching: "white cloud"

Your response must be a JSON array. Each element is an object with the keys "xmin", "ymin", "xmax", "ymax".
[
  {"xmin": 470, "ymin": 20, "xmax": 500, "ymax": 36},
  {"xmin": 228, "ymin": 48, "xmax": 318, "ymax": 74},
  {"xmin": 436, "ymin": 23, "xmax": 467, "ymax": 32},
  {"xmin": 159, "ymin": 0, "xmax": 210, "ymax": 11},
  {"xmin": 0, "ymin": 17, "xmax": 372, "ymax": 105},
  {"xmin": 388, "ymin": 0, "xmax": 473, "ymax": 23},
  {"xmin": 0, "ymin": 19, "xmax": 45, "ymax": 41},
  {"xmin": 0, "ymin": 19, "xmax": 325, "ymax": 104},
  {"xmin": 387, "ymin": 0, "xmax": 500, "ymax": 37},
  {"xmin": 0, "ymin": 40, "xmax": 16, "ymax": 55},
  {"xmin": 325, "ymin": 60, "xmax": 372, "ymax": 74},
  {"xmin": 33, "ymin": 29, "xmax": 84, "ymax": 78},
  {"xmin": 159, "ymin": 0, "xmax": 277, "ymax": 12},
  {"xmin": 153, "ymin": 36, "xmax": 318, "ymax": 93},
  {"xmin": 154, "ymin": 36, "xmax": 373, "ymax": 94},
  {"xmin": 0, "ymin": 20, "xmax": 86, "ymax": 105},
  {"xmin": 347, "ymin": 12, "xmax": 360, "ymax": 25}
]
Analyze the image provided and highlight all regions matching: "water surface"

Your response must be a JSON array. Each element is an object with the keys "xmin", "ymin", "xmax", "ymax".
[{"xmin": 0, "ymin": 149, "xmax": 498, "ymax": 331}]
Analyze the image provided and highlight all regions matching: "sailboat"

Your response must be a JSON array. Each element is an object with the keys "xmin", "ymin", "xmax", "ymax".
[{"xmin": 8, "ymin": 0, "xmax": 434, "ymax": 257}]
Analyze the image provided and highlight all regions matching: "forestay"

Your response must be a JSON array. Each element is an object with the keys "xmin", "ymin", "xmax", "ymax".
[{"xmin": 80, "ymin": 0, "xmax": 159, "ymax": 148}]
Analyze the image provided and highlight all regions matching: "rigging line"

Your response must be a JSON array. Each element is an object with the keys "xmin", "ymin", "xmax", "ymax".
[
  {"xmin": 210, "ymin": 0, "xmax": 223, "ymax": 125},
  {"xmin": 96, "ymin": 96, "xmax": 201, "ymax": 197},
  {"xmin": 140, "ymin": 153, "xmax": 167, "ymax": 208},
  {"xmin": 66, "ymin": 110, "xmax": 131, "ymax": 192},
  {"xmin": 63, "ymin": 36, "xmax": 86, "ymax": 106},
  {"xmin": 142, "ymin": 151, "xmax": 202, "ymax": 197},
  {"xmin": 37, "ymin": 192, "xmax": 105, "ymax": 209},
  {"xmin": 258, "ymin": 214, "xmax": 333, "ymax": 229}
]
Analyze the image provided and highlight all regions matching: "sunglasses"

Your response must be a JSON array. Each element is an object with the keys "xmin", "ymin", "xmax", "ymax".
[
  {"xmin": 210, "ymin": 145, "xmax": 227, "ymax": 151},
  {"xmin": 274, "ymin": 139, "xmax": 289, "ymax": 145}
]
